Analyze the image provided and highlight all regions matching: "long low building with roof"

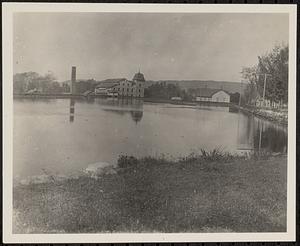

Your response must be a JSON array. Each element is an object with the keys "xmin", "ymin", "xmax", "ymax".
[
  {"xmin": 95, "ymin": 71, "xmax": 146, "ymax": 97},
  {"xmin": 195, "ymin": 88, "xmax": 230, "ymax": 103}
]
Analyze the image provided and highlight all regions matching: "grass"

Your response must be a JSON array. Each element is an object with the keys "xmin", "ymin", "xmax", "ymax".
[{"xmin": 13, "ymin": 151, "xmax": 287, "ymax": 233}]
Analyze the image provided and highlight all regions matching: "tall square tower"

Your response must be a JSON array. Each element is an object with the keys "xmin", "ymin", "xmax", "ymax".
[{"xmin": 71, "ymin": 66, "xmax": 76, "ymax": 94}]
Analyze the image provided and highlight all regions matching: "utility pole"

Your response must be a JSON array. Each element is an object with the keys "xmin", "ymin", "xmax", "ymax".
[
  {"xmin": 238, "ymin": 80, "xmax": 243, "ymax": 107},
  {"xmin": 262, "ymin": 73, "xmax": 267, "ymax": 103},
  {"xmin": 257, "ymin": 73, "xmax": 271, "ymax": 107},
  {"xmin": 257, "ymin": 56, "xmax": 271, "ymax": 107}
]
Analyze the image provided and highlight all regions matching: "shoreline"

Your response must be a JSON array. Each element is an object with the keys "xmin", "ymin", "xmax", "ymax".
[{"xmin": 233, "ymin": 105, "xmax": 288, "ymax": 126}]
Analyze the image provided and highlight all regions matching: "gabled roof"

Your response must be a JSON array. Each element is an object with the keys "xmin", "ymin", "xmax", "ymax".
[
  {"xmin": 83, "ymin": 90, "xmax": 94, "ymax": 96},
  {"xmin": 196, "ymin": 88, "xmax": 229, "ymax": 98},
  {"xmin": 96, "ymin": 82, "xmax": 119, "ymax": 89}
]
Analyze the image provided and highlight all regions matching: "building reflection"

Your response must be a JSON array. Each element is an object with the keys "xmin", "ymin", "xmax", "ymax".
[
  {"xmin": 130, "ymin": 110, "xmax": 143, "ymax": 124},
  {"xmin": 69, "ymin": 98, "xmax": 75, "ymax": 123},
  {"xmin": 95, "ymin": 97, "xmax": 144, "ymax": 124}
]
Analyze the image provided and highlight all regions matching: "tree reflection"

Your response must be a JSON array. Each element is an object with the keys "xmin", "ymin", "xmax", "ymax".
[
  {"xmin": 236, "ymin": 112, "xmax": 287, "ymax": 154},
  {"xmin": 254, "ymin": 120, "xmax": 287, "ymax": 153}
]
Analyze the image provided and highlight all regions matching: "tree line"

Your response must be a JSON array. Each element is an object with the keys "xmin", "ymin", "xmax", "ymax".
[
  {"xmin": 13, "ymin": 71, "xmax": 69, "ymax": 94},
  {"xmin": 144, "ymin": 83, "xmax": 193, "ymax": 101}
]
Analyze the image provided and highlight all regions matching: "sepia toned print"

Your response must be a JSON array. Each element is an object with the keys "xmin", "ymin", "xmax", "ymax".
[{"xmin": 3, "ymin": 3, "xmax": 296, "ymax": 243}]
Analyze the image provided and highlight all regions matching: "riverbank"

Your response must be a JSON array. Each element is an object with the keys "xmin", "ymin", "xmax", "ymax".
[
  {"xmin": 13, "ymin": 93, "xmax": 85, "ymax": 99},
  {"xmin": 143, "ymin": 97, "xmax": 232, "ymax": 107},
  {"xmin": 13, "ymin": 153, "xmax": 287, "ymax": 233},
  {"xmin": 236, "ymin": 105, "xmax": 288, "ymax": 126}
]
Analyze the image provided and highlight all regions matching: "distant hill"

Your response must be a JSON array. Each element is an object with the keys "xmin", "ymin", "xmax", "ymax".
[{"xmin": 146, "ymin": 80, "xmax": 248, "ymax": 94}]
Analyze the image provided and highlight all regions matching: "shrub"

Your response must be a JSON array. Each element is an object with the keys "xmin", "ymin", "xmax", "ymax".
[
  {"xmin": 117, "ymin": 155, "xmax": 138, "ymax": 168},
  {"xmin": 179, "ymin": 148, "xmax": 239, "ymax": 164}
]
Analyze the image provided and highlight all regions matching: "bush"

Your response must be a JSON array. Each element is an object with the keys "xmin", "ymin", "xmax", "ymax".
[{"xmin": 117, "ymin": 155, "xmax": 138, "ymax": 168}]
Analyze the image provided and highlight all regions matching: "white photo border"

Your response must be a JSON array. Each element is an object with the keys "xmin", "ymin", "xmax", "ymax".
[{"xmin": 2, "ymin": 3, "xmax": 297, "ymax": 243}]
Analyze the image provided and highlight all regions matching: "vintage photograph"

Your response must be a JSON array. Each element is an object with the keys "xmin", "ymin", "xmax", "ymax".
[{"xmin": 3, "ymin": 3, "xmax": 296, "ymax": 243}]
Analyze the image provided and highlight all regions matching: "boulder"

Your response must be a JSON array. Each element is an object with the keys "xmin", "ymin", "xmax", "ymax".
[{"xmin": 84, "ymin": 162, "xmax": 117, "ymax": 179}]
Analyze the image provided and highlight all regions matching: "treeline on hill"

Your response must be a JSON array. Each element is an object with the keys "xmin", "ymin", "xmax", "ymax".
[
  {"xmin": 13, "ymin": 72, "xmax": 70, "ymax": 94},
  {"xmin": 241, "ymin": 44, "xmax": 288, "ymax": 106}
]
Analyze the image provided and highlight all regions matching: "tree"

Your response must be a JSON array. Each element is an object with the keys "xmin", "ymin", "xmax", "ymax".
[
  {"xmin": 39, "ymin": 71, "xmax": 57, "ymax": 93},
  {"xmin": 257, "ymin": 45, "xmax": 288, "ymax": 103},
  {"xmin": 13, "ymin": 71, "xmax": 60, "ymax": 94},
  {"xmin": 241, "ymin": 66, "xmax": 258, "ymax": 105},
  {"xmin": 230, "ymin": 92, "xmax": 240, "ymax": 104},
  {"xmin": 49, "ymin": 81, "xmax": 63, "ymax": 94},
  {"xmin": 13, "ymin": 72, "xmax": 40, "ymax": 93},
  {"xmin": 62, "ymin": 82, "xmax": 70, "ymax": 93},
  {"xmin": 242, "ymin": 44, "xmax": 288, "ymax": 105},
  {"xmin": 144, "ymin": 82, "xmax": 191, "ymax": 100}
]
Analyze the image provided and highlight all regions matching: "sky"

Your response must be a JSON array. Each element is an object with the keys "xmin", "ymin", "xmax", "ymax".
[{"xmin": 13, "ymin": 12, "xmax": 289, "ymax": 82}]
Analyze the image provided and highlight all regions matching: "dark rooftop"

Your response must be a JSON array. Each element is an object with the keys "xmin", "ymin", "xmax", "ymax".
[
  {"xmin": 133, "ymin": 72, "xmax": 145, "ymax": 82},
  {"xmin": 100, "ymin": 78, "xmax": 126, "ymax": 83},
  {"xmin": 96, "ymin": 78, "xmax": 126, "ymax": 88}
]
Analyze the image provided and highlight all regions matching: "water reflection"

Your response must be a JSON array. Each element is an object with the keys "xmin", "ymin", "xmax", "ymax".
[
  {"xmin": 69, "ymin": 99, "xmax": 75, "ymax": 123},
  {"xmin": 67, "ymin": 98, "xmax": 286, "ymax": 153},
  {"xmin": 254, "ymin": 119, "xmax": 287, "ymax": 153},
  {"xmin": 68, "ymin": 97, "xmax": 144, "ymax": 124},
  {"xmin": 237, "ymin": 111, "xmax": 287, "ymax": 154},
  {"xmin": 14, "ymin": 98, "xmax": 288, "ymax": 177},
  {"xmin": 131, "ymin": 110, "xmax": 143, "ymax": 124}
]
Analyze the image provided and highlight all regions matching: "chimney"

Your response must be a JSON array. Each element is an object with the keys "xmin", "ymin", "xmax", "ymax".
[{"xmin": 71, "ymin": 66, "xmax": 76, "ymax": 94}]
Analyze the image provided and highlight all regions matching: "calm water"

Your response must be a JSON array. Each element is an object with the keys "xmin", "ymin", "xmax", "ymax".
[{"xmin": 13, "ymin": 98, "xmax": 287, "ymax": 177}]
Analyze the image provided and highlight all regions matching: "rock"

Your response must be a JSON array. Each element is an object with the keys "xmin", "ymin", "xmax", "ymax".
[{"xmin": 84, "ymin": 162, "xmax": 117, "ymax": 179}]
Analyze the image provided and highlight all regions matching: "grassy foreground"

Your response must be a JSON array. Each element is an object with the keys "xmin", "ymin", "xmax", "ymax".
[{"xmin": 13, "ymin": 153, "xmax": 287, "ymax": 233}]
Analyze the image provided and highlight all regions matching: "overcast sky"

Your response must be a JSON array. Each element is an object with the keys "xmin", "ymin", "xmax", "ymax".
[{"xmin": 13, "ymin": 12, "xmax": 289, "ymax": 82}]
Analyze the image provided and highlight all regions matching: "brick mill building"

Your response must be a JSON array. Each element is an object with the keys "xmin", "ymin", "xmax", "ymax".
[{"xmin": 95, "ymin": 71, "xmax": 146, "ymax": 98}]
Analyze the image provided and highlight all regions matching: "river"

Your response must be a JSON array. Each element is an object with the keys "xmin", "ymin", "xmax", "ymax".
[{"xmin": 13, "ymin": 98, "xmax": 287, "ymax": 177}]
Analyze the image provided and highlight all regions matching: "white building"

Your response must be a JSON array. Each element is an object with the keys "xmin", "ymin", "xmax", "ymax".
[
  {"xmin": 171, "ymin": 97, "xmax": 182, "ymax": 101},
  {"xmin": 195, "ymin": 89, "xmax": 230, "ymax": 103}
]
